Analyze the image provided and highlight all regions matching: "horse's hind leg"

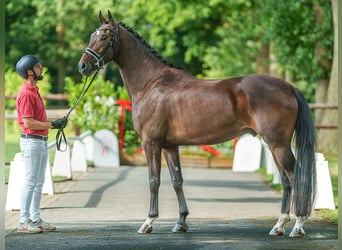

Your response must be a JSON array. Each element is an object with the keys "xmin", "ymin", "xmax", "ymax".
[
  {"xmin": 163, "ymin": 147, "xmax": 189, "ymax": 233},
  {"xmin": 269, "ymin": 146, "xmax": 308, "ymax": 237},
  {"xmin": 267, "ymin": 145, "xmax": 295, "ymax": 236}
]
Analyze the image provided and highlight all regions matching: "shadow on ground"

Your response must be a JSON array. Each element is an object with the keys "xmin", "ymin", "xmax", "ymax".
[{"xmin": 5, "ymin": 218, "xmax": 337, "ymax": 250}]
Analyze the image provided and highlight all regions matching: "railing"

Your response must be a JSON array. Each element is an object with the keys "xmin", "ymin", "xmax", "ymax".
[{"xmin": 309, "ymin": 103, "xmax": 338, "ymax": 129}]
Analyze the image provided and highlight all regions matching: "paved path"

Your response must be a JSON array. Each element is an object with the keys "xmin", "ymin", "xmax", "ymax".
[{"xmin": 5, "ymin": 166, "xmax": 338, "ymax": 249}]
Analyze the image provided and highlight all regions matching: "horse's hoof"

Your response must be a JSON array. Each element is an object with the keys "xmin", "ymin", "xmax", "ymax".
[
  {"xmin": 289, "ymin": 228, "xmax": 305, "ymax": 237},
  {"xmin": 172, "ymin": 223, "xmax": 188, "ymax": 233},
  {"xmin": 138, "ymin": 224, "xmax": 153, "ymax": 234},
  {"xmin": 269, "ymin": 227, "xmax": 285, "ymax": 236}
]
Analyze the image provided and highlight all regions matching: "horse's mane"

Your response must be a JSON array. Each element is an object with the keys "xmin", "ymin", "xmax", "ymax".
[{"xmin": 118, "ymin": 22, "xmax": 182, "ymax": 70}]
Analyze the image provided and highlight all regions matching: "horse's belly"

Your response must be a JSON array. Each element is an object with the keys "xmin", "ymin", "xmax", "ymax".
[{"xmin": 164, "ymin": 121, "xmax": 244, "ymax": 146}]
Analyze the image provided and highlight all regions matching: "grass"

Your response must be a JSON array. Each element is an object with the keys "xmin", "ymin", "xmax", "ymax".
[
  {"xmin": 5, "ymin": 121, "xmax": 21, "ymax": 163},
  {"xmin": 259, "ymin": 157, "xmax": 338, "ymax": 224}
]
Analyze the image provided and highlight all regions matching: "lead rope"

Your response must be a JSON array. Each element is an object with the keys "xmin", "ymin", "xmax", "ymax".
[{"xmin": 56, "ymin": 69, "xmax": 100, "ymax": 151}]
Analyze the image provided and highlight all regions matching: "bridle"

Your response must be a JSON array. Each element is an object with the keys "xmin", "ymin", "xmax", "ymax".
[{"xmin": 84, "ymin": 23, "xmax": 119, "ymax": 69}]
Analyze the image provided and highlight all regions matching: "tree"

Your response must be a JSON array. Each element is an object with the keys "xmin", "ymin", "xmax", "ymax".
[
  {"xmin": 5, "ymin": 0, "xmax": 336, "ymax": 154},
  {"xmin": 316, "ymin": 0, "xmax": 338, "ymax": 154},
  {"xmin": 5, "ymin": 0, "xmax": 103, "ymax": 93},
  {"xmin": 258, "ymin": 0, "xmax": 335, "ymax": 154}
]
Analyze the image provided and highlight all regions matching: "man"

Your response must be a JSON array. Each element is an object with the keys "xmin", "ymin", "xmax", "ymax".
[{"xmin": 15, "ymin": 55, "xmax": 67, "ymax": 233}]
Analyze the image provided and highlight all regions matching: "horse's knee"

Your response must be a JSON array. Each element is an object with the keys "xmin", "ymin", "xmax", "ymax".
[{"xmin": 149, "ymin": 178, "xmax": 160, "ymax": 192}]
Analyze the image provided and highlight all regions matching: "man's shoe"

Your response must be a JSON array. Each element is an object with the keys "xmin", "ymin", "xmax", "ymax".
[
  {"xmin": 33, "ymin": 219, "xmax": 57, "ymax": 232},
  {"xmin": 17, "ymin": 220, "xmax": 42, "ymax": 234}
]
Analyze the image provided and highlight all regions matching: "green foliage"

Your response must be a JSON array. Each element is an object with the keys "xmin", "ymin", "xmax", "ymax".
[
  {"xmin": 258, "ymin": 0, "xmax": 333, "ymax": 101},
  {"xmin": 5, "ymin": 0, "xmax": 333, "ymax": 104},
  {"xmin": 211, "ymin": 140, "xmax": 234, "ymax": 157},
  {"xmin": 5, "ymin": 0, "xmax": 106, "ymax": 91},
  {"xmin": 261, "ymin": 0, "xmax": 333, "ymax": 81},
  {"xmin": 123, "ymin": 111, "xmax": 142, "ymax": 153},
  {"xmin": 4, "ymin": 122, "xmax": 20, "ymax": 163},
  {"xmin": 65, "ymin": 76, "xmax": 120, "ymax": 133},
  {"xmin": 203, "ymin": 0, "xmax": 260, "ymax": 78},
  {"xmin": 5, "ymin": 0, "xmax": 334, "ymax": 151},
  {"xmin": 64, "ymin": 75, "xmax": 141, "ymax": 150}
]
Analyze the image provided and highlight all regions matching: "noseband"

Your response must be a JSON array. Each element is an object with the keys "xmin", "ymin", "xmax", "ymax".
[{"xmin": 84, "ymin": 23, "xmax": 119, "ymax": 68}]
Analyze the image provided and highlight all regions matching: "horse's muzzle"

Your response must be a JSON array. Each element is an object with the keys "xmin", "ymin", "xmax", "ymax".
[{"xmin": 78, "ymin": 61, "xmax": 93, "ymax": 76}]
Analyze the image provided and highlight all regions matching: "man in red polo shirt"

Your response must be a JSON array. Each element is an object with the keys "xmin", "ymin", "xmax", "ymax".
[{"xmin": 15, "ymin": 55, "xmax": 67, "ymax": 233}]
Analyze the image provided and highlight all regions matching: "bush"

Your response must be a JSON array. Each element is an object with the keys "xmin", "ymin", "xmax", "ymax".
[{"xmin": 65, "ymin": 76, "xmax": 141, "ymax": 151}]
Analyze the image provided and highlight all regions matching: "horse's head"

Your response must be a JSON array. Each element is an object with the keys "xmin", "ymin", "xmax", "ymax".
[{"xmin": 78, "ymin": 10, "xmax": 119, "ymax": 76}]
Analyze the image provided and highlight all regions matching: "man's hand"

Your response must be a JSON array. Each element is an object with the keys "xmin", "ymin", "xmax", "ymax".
[{"xmin": 51, "ymin": 117, "xmax": 68, "ymax": 129}]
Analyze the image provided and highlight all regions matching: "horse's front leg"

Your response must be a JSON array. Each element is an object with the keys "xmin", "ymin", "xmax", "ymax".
[
  {"xmin": 138, "ymin": 141, "xmax": 162, "ymax": 234},
  {"xmin": 163, "ymin": 147, "xmax": 189, "ymax": 233}
]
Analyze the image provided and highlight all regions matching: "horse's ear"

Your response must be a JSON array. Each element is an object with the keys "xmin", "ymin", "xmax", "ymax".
[
  {"xmin": 99, "ymin": 10, "xmax": 106, "ymax": 24},
  {"xmin": 107, "ymin": 10, "xmax": 114, "ymax": 23}
]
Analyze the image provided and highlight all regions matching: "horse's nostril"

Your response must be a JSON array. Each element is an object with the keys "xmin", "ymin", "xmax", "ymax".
[{"xmin": 79, "ymin": 62, "xmax": 87, "ymax": 73}]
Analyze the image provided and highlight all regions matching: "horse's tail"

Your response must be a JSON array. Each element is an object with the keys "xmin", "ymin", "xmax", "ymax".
[{"xmin": 292, "ymin": 87, "xmax": 316, "ymax": 216}]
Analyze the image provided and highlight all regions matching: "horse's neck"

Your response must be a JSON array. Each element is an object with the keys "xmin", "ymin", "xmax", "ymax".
[{"xmin": 115, "ymin": 28, "xmax": 166, "ymax": 103}]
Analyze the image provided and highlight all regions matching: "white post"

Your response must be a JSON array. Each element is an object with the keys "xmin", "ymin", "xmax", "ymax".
[
  {"xmin": 314, "ymin": 153, "xmax": 335, "ymax": 210},
  {"xmin": 71, "ymin": 140, "xmax": 88, "ymax": 172},
  {"xmin": 6, "ymin": 153, "xmax": 54, "ymax": 211},
  {"xmin": 6, "ymin": 153, "xmax": 24, "ymax": 210},
  {"xmin": 261, "ymin": 140, "xmax": 276, "ymax": 175},
  {"xmin": 42, "ymin": 155, "xmax": 54, "ymax": 195},
  {"xmin": 82, "ymin": 134, "xmax": 94, "ymax": 162},
  {"xmin": 52, "ymin": 144, "xmax": 72, "ymax": 179},
  {"xmin": 232, "ymin": 134, "xmax": 262, "ymax": 172},
  {"xmin": 93, "ymin": 129, "xmax": 120, "ymax": 168}
]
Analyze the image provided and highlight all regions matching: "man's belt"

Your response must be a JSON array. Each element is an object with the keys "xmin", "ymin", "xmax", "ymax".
[{"xmin": 21, "ymin": 133, "xmax": 48, "ymax": 141}]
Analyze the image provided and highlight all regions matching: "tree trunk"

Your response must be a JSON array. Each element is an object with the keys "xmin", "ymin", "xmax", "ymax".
[
  {"xmin": 316, "ymin": 0, "xmax": 338, "ymax": 155},
  {"xmin": 56, "ymin": 0, "xmax": 65, "ymax": 94},
  {"xmin": 314, "ymin": 3, "xmax": 332, "ymax": 123},
  {"xmin": 315, "ymin": 78, "xmax": 329, "ymax": 124},
  {"xmin": 256, "ymin": 42, "xmax": 270, "ymax": 74}
]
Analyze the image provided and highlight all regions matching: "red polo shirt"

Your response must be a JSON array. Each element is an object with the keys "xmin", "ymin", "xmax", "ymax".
[{"xmin": 16, "ymin": 82, "xmax": 48, "ymax": 136}]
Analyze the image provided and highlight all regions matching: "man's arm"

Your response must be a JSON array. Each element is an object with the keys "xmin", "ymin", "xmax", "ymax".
[{"xmin": 22, "ymin": 117, "xmax": 53, "ymax": 130}]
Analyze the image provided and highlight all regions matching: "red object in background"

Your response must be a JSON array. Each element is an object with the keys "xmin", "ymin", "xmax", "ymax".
[
  {"xmin": 233, "ymin": 138, "xmax": 238, "ymax": 152},
  {"xmin": 116, "ymin": 99, "xmax": 132, "ymax": 151},
  {"xmin": 199, "ymin": 145, "xmax": 221, "ymax": 156}
]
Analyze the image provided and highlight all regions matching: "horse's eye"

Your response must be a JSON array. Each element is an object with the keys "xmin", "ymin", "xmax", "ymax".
[{"xmin": 101, "ymin": 35, "xmax": 107, "ymax": 41}]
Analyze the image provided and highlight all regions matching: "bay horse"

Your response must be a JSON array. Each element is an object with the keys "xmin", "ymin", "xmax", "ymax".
[{"xmin": 78, "ymin": 10, "xmax": 316, "ymax": 238}]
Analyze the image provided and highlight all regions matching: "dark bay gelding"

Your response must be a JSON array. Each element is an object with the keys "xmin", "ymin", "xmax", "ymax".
[{"xmin": 78, "ymin": 10, "xmax": 316, "ymax": 237}]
